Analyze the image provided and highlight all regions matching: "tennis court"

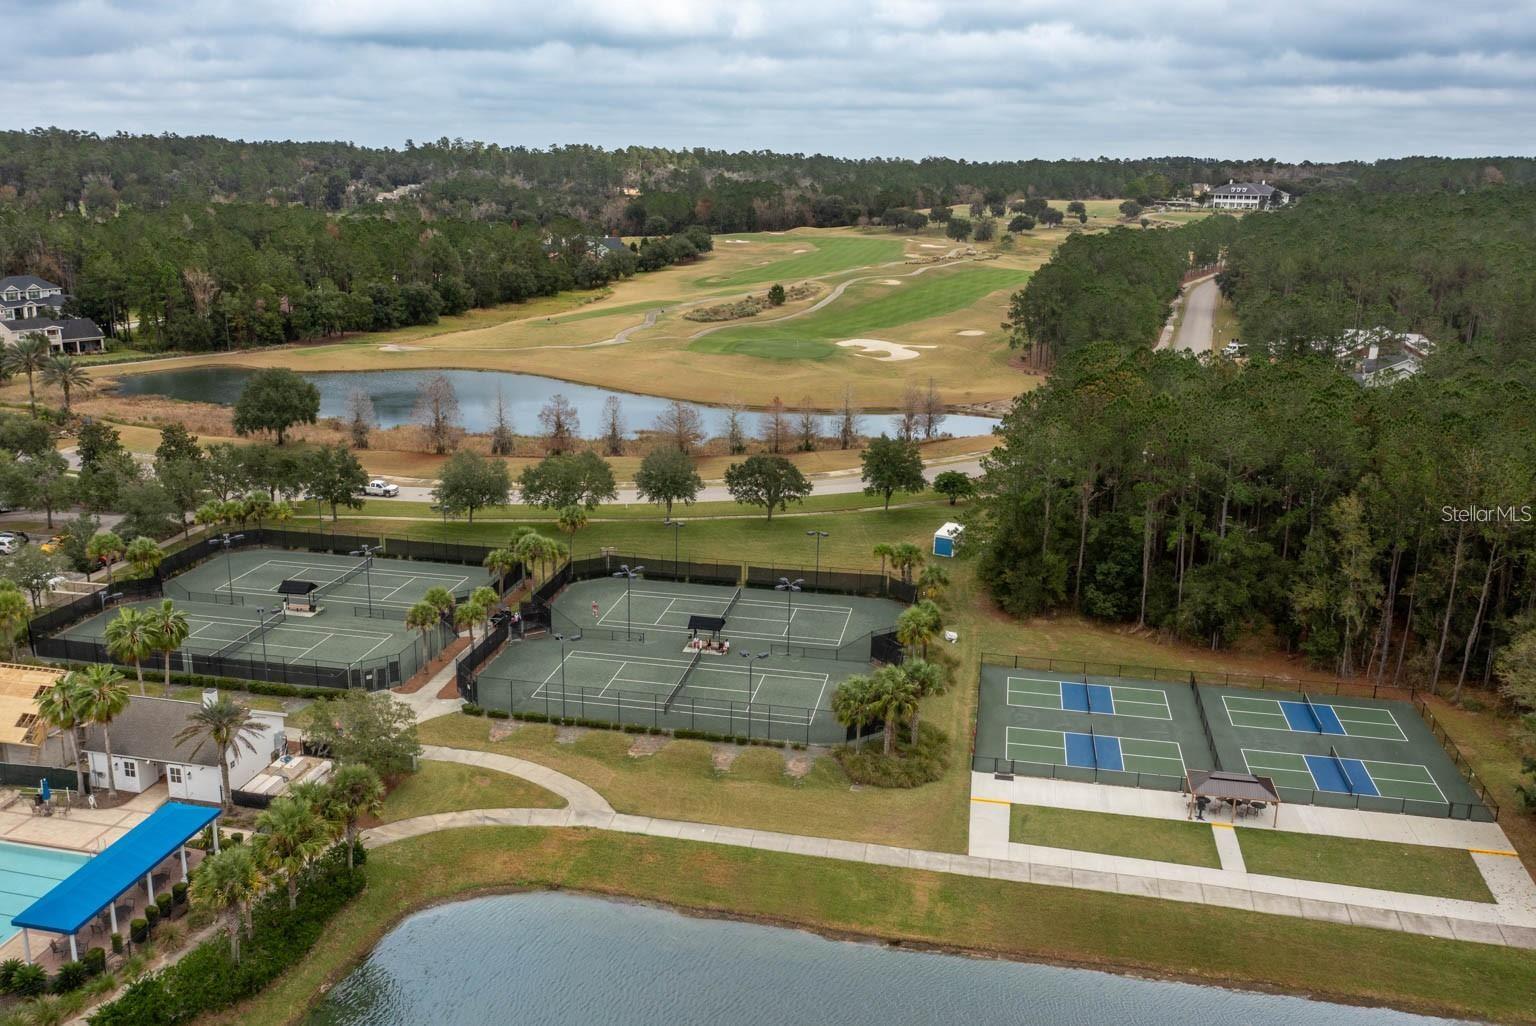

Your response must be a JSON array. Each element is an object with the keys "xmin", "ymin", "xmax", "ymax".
[
  {"xmin": 1241, "ymin": 748, "xmax": 1448, "ymax": 806},
  {"xmin": 975, "ymin": 656, "xmax": 1497, "ymax": 819},
  {"xmin": 59, "ymin": 599, "xmax": 419, "ymax": 673},
  {"xmin": 166, "ymin": 547, "xmax": 476, "ymax": 616},
  {"xmin": 1223, "ymin": 694, "xmax": 1407, "ymax": 740},
  {"xmin": 1007, "ymin": 676, "xmax": 1171, "ymax": 720},
  {"xmin": 1005, "ymin": 726, "xmax": 1186, "ymax": 777},
  {"xmin": 533, "ymin": 650, "xmax": 832, "ymax": 717}
]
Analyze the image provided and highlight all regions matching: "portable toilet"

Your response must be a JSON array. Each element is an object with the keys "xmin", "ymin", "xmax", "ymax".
[{"xmin": 932, "ymin": 522, "xmax": 964, "ymax": 558}]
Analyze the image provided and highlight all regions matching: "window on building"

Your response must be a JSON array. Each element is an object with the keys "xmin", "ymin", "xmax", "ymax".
[
  {"xmin": 122, "ymin": 761, "xmax": 137, "ymax": 779},
  {"xmin": 168, "ymin": 766, "xmax": 183, "ymax": 784}
]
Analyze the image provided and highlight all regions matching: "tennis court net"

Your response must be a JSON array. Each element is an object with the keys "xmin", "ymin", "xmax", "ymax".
[
  {"xmin": 1301, "ymin": 691, "xmax": 1325, "ymax": 734},
  {"xmin": 663, "ymin": 650, "xmax": 704, "ymax": 711},
  {"xmin": 211, "ymin": 607, "xmax": 287, "ymax": 660},
  {"xmin": 316, "ymin": 557, "xmax": 372, "ymax": 598},
  {"xmin": 1085, "ymin": 725, "xmax": 1098, "ymax": 769},
  {"xmin": 722, "ymin": 586, "xmax": 743, "ymax": 620},
  {"xmin": 1329, "ymin": 745, "xmax": 1353, "ymax": 795}
]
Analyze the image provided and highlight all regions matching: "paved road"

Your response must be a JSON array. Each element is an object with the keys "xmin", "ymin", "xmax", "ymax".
[
  {"xmin": 380, "ymin": 454, "xmax": 987, "ymax": 506},
  {"xmin": 1173, "ymin": 277, "xmax": 1218, "ymax": 354}
]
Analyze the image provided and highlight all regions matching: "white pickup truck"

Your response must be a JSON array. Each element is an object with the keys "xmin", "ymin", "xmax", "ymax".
[{"xmin": 364, "ymin": 479, "xmax": 401, "ymax": 498}]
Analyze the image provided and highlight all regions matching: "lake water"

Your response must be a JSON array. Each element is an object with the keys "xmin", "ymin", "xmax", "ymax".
[
  {"xmin": 300, "ymin": 892, "xmax": 1470, "ymax": 1026},
  {"xmin": 112, "ymin": 366, "xmax": 1002, "ymax": 438}
]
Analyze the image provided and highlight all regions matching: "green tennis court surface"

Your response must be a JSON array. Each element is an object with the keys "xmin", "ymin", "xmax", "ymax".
[
  {"xmin": 1242, "ymin": 749, "xmax": 1448, "ymax": 806},
  {"xmin": 1223, "ymin": 694, "xmax": 1408, "ymax": 740},
  {"xmin": 534, "ymin": 650, "xmax": 832, "ymax": 717},
  {"xmin": 1007, "ymin": 676, "xmax": 1171, "ymax": 720},
  {"xmin": 1005, "ymin": 726, "xmax": 1186, "ymax": 778},
  {"xmin": 165, "ymin": 547, "xmax": 477, "ymax": 614}
]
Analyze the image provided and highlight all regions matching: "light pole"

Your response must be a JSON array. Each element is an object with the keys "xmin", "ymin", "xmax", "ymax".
[
  {"xmin": 664, "ymin": 521, "xmax": 685, "ymax": 579},
  {"xmin": 256, "ymin": 607, "xmax": 270, "ymax": 665},
  {"xmin": 775, "ymin": 577, "xmax": 803, "ymax": 647},
  {"xmin": 611, "ymin": 564, "xmax": 644, "ymax": 641},
  {"xmin": 209, "ymin": 533, "xmax": 246, "ymax": 603},
  {"xmin": 805, "ymin": 530, "xmax": 828, "ymax": 591},
  {"xmin": 349, "ymin": 544, "xmax": 382, "ymax": 616},
  {"xmin": 739, "ymin": 649, "xmax": 772, "ymax": 703}
]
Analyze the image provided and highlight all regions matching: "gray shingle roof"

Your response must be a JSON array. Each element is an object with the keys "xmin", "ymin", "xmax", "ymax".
[
  {"xmin": 0, "ymin": 276, "xmax": 61, "ymax": 293},
  {"xmin": 82, "ymin": 696, "xmax": 271, "ymax": 767},
  {"xmin": 1211, "ymin": 182, "xmax": 1280, "ymax": 197},
  {"xmin": 2, "ymin": 316, "xmax": 104, "ymax": 341}
]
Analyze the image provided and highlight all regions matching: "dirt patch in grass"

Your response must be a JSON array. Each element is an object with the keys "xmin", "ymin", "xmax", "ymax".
[
  {"xmin": 555, "ymin": 726, "xmax": 587, "ymax": 744},
  {"xmin": 711, "ymin": 745, "xmax": 741, "ymax": 772},
  {"xmin": 627, "ymin": 735, "xmax": 669, "ymax": 758}
]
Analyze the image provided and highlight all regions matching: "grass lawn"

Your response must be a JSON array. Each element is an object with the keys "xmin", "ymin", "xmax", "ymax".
[
  {"xmin": 1008, "ymin": 805, "xmax": 1221, "ymax": 868},
  {"xmin": 210, "ymin": 828, "xmax": 1536, "ymax": 1026},
  {"xmin": 694, "ymin": 235, "xmax": 906, "ymax": 288},
  {"xmin": 417, "ymin": 713, "xmax": 972, "ymax": 853},
  {"xmin": 692, "ymin": 265, "xmax": 1029, "ymax": 360},
  {"xmin": 1237, "ymin": 830, "xmax": 1495, "ymax": 903},
  {"xmin": 370, "ymin": 759, "xmax": 565, "ymax": 824}
]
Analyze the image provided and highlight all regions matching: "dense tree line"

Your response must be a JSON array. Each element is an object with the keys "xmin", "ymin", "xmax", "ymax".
[
  {"xmin": 1004, "ymin": 216, "xmax": 1238, "ymax": 369},
  {"xmin": 5, "ymin": 129, "xmax": 1534, "ymax": 234},
  {"xmin": 0, "ymin": 197, "xmax": 711, "ymax": 350},
  {"xmin": 1219, "ymin": 188, "xmax": 1536, "ymax": 359},
  {"xmin": 972, "ymin": 342, "xmax": 1535, "ymax": 695}
]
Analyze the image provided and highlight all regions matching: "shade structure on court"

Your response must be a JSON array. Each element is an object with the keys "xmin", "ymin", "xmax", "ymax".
[
  {"xmin": 1186, "ymin": 770, "xmax": 1281, "ymax": 824},
  {"xmin": 12, "ymin": 802, "xmax": 218, "ymax": 942},
  {"xmin": 687, "ymin": 614, "xmax": 726, "ymax": 633}
]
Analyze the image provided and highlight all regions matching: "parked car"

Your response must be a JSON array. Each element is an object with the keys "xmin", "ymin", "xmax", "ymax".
[
  {"xmin": 0, "ymin": 531, "xmax": 29, "ymax": 555},
  {"xmin": 39, "ymin": 534, "xmax": 66, "ymax": 555},
  {"xmin": 364, "ymin": 479, "xmax": 401, "ymax": 498}
]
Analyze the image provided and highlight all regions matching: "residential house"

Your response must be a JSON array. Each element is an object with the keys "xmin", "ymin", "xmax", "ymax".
[
  {"xmin": 0, "ymin": 664, "xmax": 72, "ymax": 768},
  {"xmin": 0, "ymin": 275, "xmax": 107, "ymax": 355},
  {"xmin": 81, "ymin": 694, "xmax": 287, "ymax": 805},
  {"xmin": 1209, "ymin": 180, "xmax": 1290, "ymax": 211},
  {"xmin": 1331, "ymin": 328, "xmax": 1435, "ymax": 387}
]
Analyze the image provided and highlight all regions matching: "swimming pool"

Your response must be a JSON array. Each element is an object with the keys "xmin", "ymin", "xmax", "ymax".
[{"xmin": 0, "ymin": 841, "xmax": 90, "ymax": 944}]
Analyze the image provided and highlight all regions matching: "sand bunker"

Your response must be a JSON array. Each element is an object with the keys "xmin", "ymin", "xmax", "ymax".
[
  {"xmin": 877, "ymin": 279, "xmax": 904, "ymax": 285},
  {"xmin": 919, "ymin": 243, "xmax": 945, "ymax": 249},
  {"xmin": 956, "ymin": 329, "xmax": 986, "ymax": 336},
  {"xmin": 379, "ymin": 344, "xmax": 425, "ymax": 352},
  {"xmin": 837, "ymin": 339, "xmax": 938, "ymax": 362},
  {"xmin": 793, "ymin": 248, "xmax": 809, "ymax": 253},
  {"xmin": 721, "ymin": 239, "xmax": 752, "ymax": 244}
]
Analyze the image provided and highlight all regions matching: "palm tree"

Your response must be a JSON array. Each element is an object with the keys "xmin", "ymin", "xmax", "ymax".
[
  {"xmin": 241, "ymin": 491, "xmax": 273, "ymax": 529},
  {"xmin": 326, "ymin": 763, "xmax": 383, "ymax": 872},
  {"xmin": 483, "ymin": 547, "xmax": 519, "ymax": 601},
  {"xmin": 0, "ymin": 585, "xmax": 29, "ymax": 660},
  {"xmin": 124, "ymin": 536, "xmax": 164, "ymax": 580},
  {"xmin": 899, "ymin": 659, "xmax": 946, "ymax": 739},
  {"xmin": 269, "ymin": 499, "xmax": 295, "ymax": 527},
  {"xmin": 895, "ymin": 600, "xmax": 943, "ymax": 659},
  {"xmin": 916, "ymin": 563, "xmax": 950, "ymax": 603},
  {"xmin": 405, "ymin": 600, "xmax": 440, "ymax": 659},
  {"xmin": 890, "ymin": 542, "xmax": 925, "ymax": 585},
  {"xmin": 104, "ymin": 607, "xmax": 156, "ymax": 694},
  {"xmin": 189, "ymin": 845, "xmax": 263, "ymax": 963},
  {"xmin": 86, "ymin": 530, "xmax": 126, "ymax": 585},
  {"xmin": 255, "ymin": 796, "xmax": 332, "ymax": 910},
  {"xmin": 145, "ymin": 599, "xmax": 191, "ymax": 688},
  {"xmin": 423, "ymin": 586, "xmax": 455, "ymax": 618},
  {"xmin": 556, "ymin": 504, "xmax": 588, "ymax": 554},
  {"xmin": 830, "ymin": 674, "xmax": 878, "ymax": 744},
  {"xmin": 173, "ymin": 696, "xmax": 268, "ymax": 812},
  {"xmin": 74, "ymin": 665, "xmax": 130, "ymax": 798},
  {"xmin": 872, "ymin": 542, "xmax": 896, "ymax": 579},
  {"xmin": 867, "ymin": 665, "xmax": 921, "ymax": 755},
  {"xmin": 4, "ymin": 334, "xmax": 51, "ymax": 416},
  {"xmin": 41, "ymin": 355, "xmax": 91, "ymax": 415},
  {"xmin": 35, "ymin": 678, "xmax": 90, "ymax": 795},
  {"xmin": 454, "ymin": 602, "xmax": 476, "ymax": 644}
]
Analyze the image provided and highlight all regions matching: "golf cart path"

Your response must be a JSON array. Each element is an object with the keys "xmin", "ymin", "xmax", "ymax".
[{"xmin": 364, "ymin": 747, "xmax": 1536, "ymax": 950}]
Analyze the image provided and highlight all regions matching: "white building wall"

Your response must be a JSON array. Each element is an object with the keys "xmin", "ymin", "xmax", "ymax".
[
  {"xmin": 223, "ymin": 712, "xmax": 286, "ymax": 792},
  {"xmin": 86, "ymin": 752, "xmax": 160, "ymax": 795},
  {"xmin": 165, "ymin": 762, "xmax": 225, "ymax": 804}
]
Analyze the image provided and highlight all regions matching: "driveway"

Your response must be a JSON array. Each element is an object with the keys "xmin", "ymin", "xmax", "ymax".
[{"xmin": 1173, "ymin": 278, "xmax": 1218, "ymax": 355}]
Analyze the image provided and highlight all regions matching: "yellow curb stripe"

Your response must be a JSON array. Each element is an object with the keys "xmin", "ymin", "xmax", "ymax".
[
  {"xmin": 1209, "ymin": 822, "xmax": 1235, "ymax": 829},
  {"xmin": 1467, "ymin": 847, "xmax": 1519, "ymax": 857},
  {"xmin": 969, "ymin": 797, "xmax": 1011, "ymax": 806}
]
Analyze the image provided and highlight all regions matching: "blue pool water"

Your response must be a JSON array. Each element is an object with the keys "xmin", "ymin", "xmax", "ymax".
[{"xmin": 0, "ymin": 840, "xmax": 89, "ymax": 943}]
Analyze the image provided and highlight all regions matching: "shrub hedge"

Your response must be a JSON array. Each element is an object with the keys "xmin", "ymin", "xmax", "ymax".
[
  {"xmin": 88, "ymin": 842, "xmax": 366, "ymax": 1026},
  {"xmin": 832, "ymin": 722, "xmax": 950, "ymax": 787}
]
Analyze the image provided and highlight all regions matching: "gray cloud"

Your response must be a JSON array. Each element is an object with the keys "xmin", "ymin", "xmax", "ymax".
[{"xmin": 9, "ymin": 0, "xmax": 1535, "ymax": 159}]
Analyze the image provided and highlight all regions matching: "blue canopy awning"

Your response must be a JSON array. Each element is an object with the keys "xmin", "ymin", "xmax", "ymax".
[{"xmin": 12, "ymin": 803, "xmax": 219, "ymax": 936}]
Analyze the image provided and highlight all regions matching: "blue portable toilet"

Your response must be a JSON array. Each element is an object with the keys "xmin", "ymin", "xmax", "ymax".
[{"xmin": 932, "ymin": 522, "xmax": 963, "ymax": 558}]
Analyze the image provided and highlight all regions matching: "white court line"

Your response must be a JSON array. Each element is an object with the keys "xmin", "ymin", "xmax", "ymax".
[{"xmin": 597, "ymin": 662, "xmax": 627, "ymax": 699}]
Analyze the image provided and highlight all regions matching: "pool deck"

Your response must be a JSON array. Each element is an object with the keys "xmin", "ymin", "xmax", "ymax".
[{"xmin": 0, "ymin": 783, "xmax": 165, "ymax": 854}]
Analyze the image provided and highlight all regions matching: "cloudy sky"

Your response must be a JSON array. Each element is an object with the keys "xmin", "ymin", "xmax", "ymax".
[{"xmin": 15, "ymin": 0, "xmax": 1536, "ymax": 160}]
